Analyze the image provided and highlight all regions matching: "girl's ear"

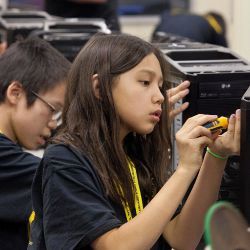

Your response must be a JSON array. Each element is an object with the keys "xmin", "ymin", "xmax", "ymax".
[
  {"xmin": 92, "ymin": 74, "xmax": 101, "ymax": 99},
  {"xmin": 6, "ymin": 81, "xmax": 23, "ymax": 105}
]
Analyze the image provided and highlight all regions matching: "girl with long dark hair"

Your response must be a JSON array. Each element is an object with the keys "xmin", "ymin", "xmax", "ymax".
[{"xmin": 29, "ymin": 33, "xmax": 240, "ymax": 250}]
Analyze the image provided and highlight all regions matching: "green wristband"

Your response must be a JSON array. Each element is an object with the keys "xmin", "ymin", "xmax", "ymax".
[{"xmin": 206, "ymin": 147, "xmax": 227, "ymax": 160}]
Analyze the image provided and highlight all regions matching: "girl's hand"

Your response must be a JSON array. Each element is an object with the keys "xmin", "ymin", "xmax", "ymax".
[
  {"xmin": 167, "ymin": 80, "xmax": 190, "ymax": 122},
  {"xmin": 176, "ymin": 114, "xmax": 218, "ymax": 172},
  {"xmin": 208, "ymin": 109, "xmax": 241, "ymax": 157}
]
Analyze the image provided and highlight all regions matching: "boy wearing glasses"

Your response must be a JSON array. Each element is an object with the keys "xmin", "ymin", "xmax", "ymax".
[{"xmin": 0, "ymin": 37, "xmax": 71, "ymax": 249}]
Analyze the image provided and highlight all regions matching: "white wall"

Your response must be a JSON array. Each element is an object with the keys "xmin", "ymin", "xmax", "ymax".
[
  {"xmin": 0, "ymin": 0, "xmax": 7, "ymax": 10},
  {"xmin": 120, "ymin": 15, "xmax": 160, "ymax": 42},
  {"xmin": 190, "ymin": 0, "xmax": 250, "ymax": 60},
  {"xmin": 232, "ymin": 0, "xmax": 250, "ymax": 61}
]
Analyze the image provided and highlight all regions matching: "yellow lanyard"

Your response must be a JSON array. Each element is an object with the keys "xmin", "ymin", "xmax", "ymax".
[
  {"xmin": 27, "ymin": 210, "xmax": 35, "ymax": 246},
  {"xmin": 121, "ymin": 160, "xmax": 144, "ymax": 221},
  {"xmin": 29, "ymin": 211, "xmax": 35, "ymax": 225}
]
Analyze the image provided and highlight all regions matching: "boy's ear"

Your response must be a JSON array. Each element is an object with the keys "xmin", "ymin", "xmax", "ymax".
[
  {"xmin": 6, "ymin": 81, "xmax": 23, "ymax": 105},
  {"xmin": 92, "ymin": 74, "xmax": 101, "ymax": 99}
]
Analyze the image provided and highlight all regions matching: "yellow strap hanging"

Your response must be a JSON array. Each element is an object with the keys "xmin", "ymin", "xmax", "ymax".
[
  {"xmin": 205, "ymin": 14, "xmax": 223, "ymax": 34},
  {"xmin": 29, "ymin": 211, "xmax": 35, "ymax": 225},
  {"xmin": 121, "ymin": 160, "xmax": 144, "ymax": 221},
  {"xmin": 28, "ymin": 211, "xmax": 35, "ymax": 244}
]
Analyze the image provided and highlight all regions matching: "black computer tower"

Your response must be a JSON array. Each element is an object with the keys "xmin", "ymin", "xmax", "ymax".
[
  {"xmin": 159, "ymin": 42, "xmax": 250, "ymax": 207},
  {"xmin": 30, "ymin": 18, "xmax": 111, "ymax": 62},
  {"xmin": 0, "ymin": 10, "xmax": 53, "ymax": 44},
  {"xmin": 159, "ymin": 42, "xmax": 250, "ymax": 120}
]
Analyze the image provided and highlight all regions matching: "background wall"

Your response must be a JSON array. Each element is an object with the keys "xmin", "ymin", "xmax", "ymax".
[
  {"xmin": 120, "ymin": 15, "xmax": 160, "ymax": 42},
  {"xmin": 0, "ymin": 0, "xmax": 7, "ymax": 10},
  {"xmin": 231, "ymin": 0, "xmax": 250, "ymax": 61}
]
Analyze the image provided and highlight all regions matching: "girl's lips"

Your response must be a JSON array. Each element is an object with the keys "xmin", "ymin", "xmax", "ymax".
[
  {"xmin": 150, "ymin": 110, "xmax": 162, "ymax": 118},
  {"xmin": 150, "ymin": 115, "xmax": 160, "ymax": 122},
  {"xmin": 149, "ymin": 111, "xmax": 162, "ymax": 122}
]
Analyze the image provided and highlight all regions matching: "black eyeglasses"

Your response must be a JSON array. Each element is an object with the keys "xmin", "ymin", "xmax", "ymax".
[{"xmin": 31, "ymin": 91, "xmax": 62, "ymax": 123}]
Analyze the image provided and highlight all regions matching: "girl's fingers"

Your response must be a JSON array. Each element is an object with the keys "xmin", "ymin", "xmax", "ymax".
[
  {"xmin": 196, "ymin": 136, "xmax": 213, "ymax": 149},
  {"xmin": 167, "ymin": 80, "xmax": 190, "ymax": 98},
  {"xmin": 183, "ymin": 114, "xmax": 218, "ymax": 132},
  {"xmin": 169, "ymin": 102, "xmax": 189, "ymax": 119},
  {"xmin": 211, "ymin": 130, "xmax": 222, "ymax": 140},
  {"xmin": 188, "ymin": 126, "xmax": 212, "ymax": 139},
  {"xmin": 227, "ymin": 113, "xmax": 236, "ymax": 136},
  {"xmin": 168, "ymin": 89, "xmax": 190, "ymax": 107},
  {"xmin": 168, "ymin": 82, "xmax": 190, "ymax": 121},
  {"xmin": 234, "ymin": 109, "xmax": 241, "ymax": 142},
  {"xmin": 183, "ymin": 114, "xmax": 204, "ymax": 124}
]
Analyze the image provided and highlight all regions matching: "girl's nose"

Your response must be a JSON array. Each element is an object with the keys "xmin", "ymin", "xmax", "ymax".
[{"xmin": 152, "ymin": 87, "xmax": 164, "ymax": 104}]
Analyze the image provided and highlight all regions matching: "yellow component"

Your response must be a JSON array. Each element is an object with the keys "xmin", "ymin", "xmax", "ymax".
[
  {"xmin": 204, "ymin": 116, "xmax": 228, "ymax": 132},
  {"xmin": 217, "ymin": 116, "xmax": 228, "ymax": 130}
]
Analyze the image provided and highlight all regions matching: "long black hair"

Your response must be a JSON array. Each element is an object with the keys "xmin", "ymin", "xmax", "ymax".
[{"xmin": 54, "ymin": 33, "xmax": 172, "ymax": 207}]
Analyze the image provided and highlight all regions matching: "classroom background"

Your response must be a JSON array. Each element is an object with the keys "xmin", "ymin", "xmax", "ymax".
[{"xmin": 0, "ymin": 0, "xmax": 249, "ymax": 61}]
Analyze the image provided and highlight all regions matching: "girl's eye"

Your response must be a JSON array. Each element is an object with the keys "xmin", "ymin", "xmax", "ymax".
[{"xmin": 139, "ymin": 80, "xmax": 150, "ymax": 86}]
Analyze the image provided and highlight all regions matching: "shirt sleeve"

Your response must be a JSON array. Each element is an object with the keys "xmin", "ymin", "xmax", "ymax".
[{"xmin": 42, "ymin": 147, "xmax": 122, "ymax": 249}]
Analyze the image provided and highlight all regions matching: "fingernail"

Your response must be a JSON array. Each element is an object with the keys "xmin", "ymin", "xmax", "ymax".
[
  {"xmin": 230, "ymin": 114, "xmax": 235, "ymax": 119},
  {"xmin": 236, "ymin": 109, "xmax": 241, "ymax": 118}
]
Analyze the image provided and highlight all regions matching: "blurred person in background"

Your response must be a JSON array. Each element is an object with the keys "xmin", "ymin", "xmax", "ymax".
[
  {"xmin": 152, "ymin": 10, "xmax": 227, "ymax": 47},
  {"xmin": 45, "ymin": 0, "xmax": 120, "ymax": 31}
]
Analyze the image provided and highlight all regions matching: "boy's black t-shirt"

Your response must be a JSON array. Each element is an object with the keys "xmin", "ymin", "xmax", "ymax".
[
  {"xmin": 29, "ymin": 144, "xmax": 173, "ymax": 250},
  {"xmin": 0, "ymin": 134, "xmax": 40, "ymax": 250}
]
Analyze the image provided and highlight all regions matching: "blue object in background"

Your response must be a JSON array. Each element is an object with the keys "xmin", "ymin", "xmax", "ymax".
[
  {"xmin": 9, "ymin": 0, "xmax": 43, "ymax": 9},
  {"xmin": 118, "ymin": 5, "xmax": 145, "ymax": 15}
]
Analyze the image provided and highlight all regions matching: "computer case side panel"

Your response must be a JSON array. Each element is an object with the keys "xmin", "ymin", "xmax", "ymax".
[{"xmin": 240, "ymin": 86, "xmax": 250, "ymax": 223}]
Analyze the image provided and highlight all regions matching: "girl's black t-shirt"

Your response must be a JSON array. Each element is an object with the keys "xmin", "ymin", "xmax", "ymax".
[{"xmin": 28, "ymin": 144, "xmax": 173, "ymax": 250}]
